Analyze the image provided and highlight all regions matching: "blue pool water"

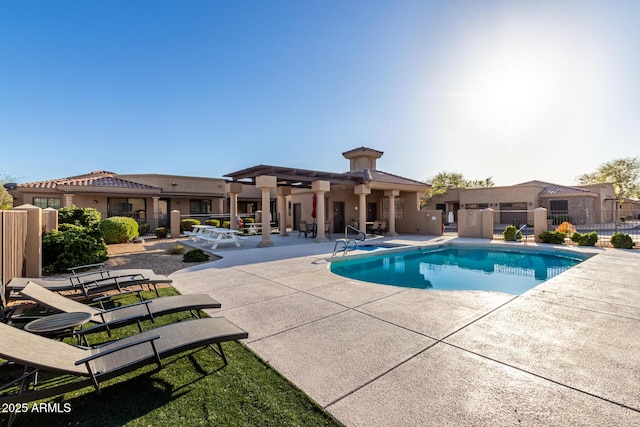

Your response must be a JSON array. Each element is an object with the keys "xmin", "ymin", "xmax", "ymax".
[{"xmin": 330, "ymin": 246, "xmax": 589, "ymax": 295}]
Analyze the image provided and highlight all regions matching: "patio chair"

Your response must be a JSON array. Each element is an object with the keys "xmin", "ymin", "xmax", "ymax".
[
  {"xmin": 19, "ymin": 282, "xmax": 222, "ymax": 340},
  {"xmin": 7, "ymin": 269, "xmax": 170, "ymax": 301},
  {"xmin": 0, "ymin": 317, "xmax": 248, "ymax": 425},
  {"xmin": 298, "ymin": 220, "xmax": 313, "ymax": 238}
]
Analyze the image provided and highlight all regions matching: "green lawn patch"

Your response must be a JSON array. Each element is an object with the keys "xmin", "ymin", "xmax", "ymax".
[{"xmin": 3, "ymin": 288, "xmax": 341, "ymax": 427}]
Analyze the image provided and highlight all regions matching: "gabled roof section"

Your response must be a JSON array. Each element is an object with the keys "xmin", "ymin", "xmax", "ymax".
[
  {"xmin": 18, "ymin": 171, "xmax": 160, "ymax": 191},
  {"xmin": 348, "ymin": 169, "xmax": 428, "ymax": 188},
  {"xmin": 516, "ymin": 180, "xmax": 591, "ymax": 195}
]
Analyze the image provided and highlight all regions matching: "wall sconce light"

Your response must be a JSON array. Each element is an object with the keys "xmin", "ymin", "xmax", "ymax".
[
  {"xmin": 93, "ymin": 200, "xmax": 98, "ymax": 204},
  {"xmin": 355, "ymin": 206, "xmax": 358, "ymax": 211},
  {"xmin": 176, "ymin": 201, "xmax": 180, "ymax": 205},
  {"xmin": 528, "ymin": 202, "xmax": 533, "ymax": 206},
  {"xmin": 171, "ymin": 182, "xmax": 178, "ymax": 187}
]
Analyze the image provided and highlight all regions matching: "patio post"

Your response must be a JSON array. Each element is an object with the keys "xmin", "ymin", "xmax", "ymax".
[
  {"xmin": 354, "ymin": 184, "xmax": 370, "ymax": 233},
  {"xmin": 226, "ymin": 182, "xmax": 243, "ymax": 230},
  {"xmin": 256, "ymin": 175, "xmax": 277, "ymax": 247},
  {"xmin": 312, "ymin": 180, "xmax": 330, "ymax": 242},
  {"xmin": 151, "ymin": 196, "xmax": 160, "ymax": 232},
  {"xmin": 384, "ymin": 190, "xmax": 399, "ymax": 236},
  {"xmin": 277, "ymin": 186, "xmax": 291, "ymax": 236}
]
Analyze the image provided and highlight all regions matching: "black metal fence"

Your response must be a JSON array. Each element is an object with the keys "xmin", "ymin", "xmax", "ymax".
[
  {"xmin": 103, "ymin": 211, "xmax": 169, "ymax": 238},
  {"xmin": 546, "ymin": 210, "xmax": 640, "ymax": 248},
  {"xmin": 493, "ymin": 210, "xmax": 535, "ymax": 242}
]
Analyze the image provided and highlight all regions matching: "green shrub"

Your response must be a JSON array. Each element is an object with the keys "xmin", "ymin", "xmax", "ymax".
[
  {"xmin": 571, "ymin": 231, "xmax": 598, "ymax": 246},
  {"xmin": 180, "ymin": 218, "xmax": 201, "ymax": 232},
  {"xmin": 58, "ymin": 223, "xmax": 84, "ymax": 232},
  {"xmin": 183, "ymin": 248, "xmax": 209, "ymax": 262},
  {"xmin": 538, "ymin": 231, "xmax": 566, "ymax": 244},
  {"xmin": 204, "ymin": 219, "xmax": 221, "ymax": 227},
  {"xmin": 503, "ymin": 225, "xmax": 523, "ymax": 241},
  {"xmin": 99, "ymin": 217, "xmax": 139, "ymax": 244},
  {"xmin": 611, "ymin": 233, "xmax": 634, "ymax": 249},
  {"xmin": 222, "ymin": 221, "xmax": 231, "ymax": 229},
  {"xmin": 58, "ymin": 205, "xmax": 102, "ymax": 230},
  {"xmin": 167, "ymin": 244, "xmax": 185, "ymax": 254},
  {"xmin": 155, "ymin": 227, "xmax": 168, "ymax": 238},
  {"xmin": 42, "ymin": 228, "xmax": 108, "ymax": 274},
  {"xmin": 243, "ymin": 217, "xmax": 255, "ymax": 223}
]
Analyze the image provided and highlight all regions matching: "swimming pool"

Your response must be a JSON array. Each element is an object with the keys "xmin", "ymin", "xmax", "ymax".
[{"xmin": 330, "ymin": 245, "xmax": 591, "ymax": 295}]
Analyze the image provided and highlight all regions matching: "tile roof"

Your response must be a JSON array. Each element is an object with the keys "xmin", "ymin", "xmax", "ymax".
[
  {"xmin": 516, "ymin": 180, "xmax": 591, "ymax": 195},
  {"xmin": 348, "ymin": 169, "xmax": 428, "ymax": 187},
  {"xmin": 18, "ymin": 171, "xmax": 160, "ymax": 191}
]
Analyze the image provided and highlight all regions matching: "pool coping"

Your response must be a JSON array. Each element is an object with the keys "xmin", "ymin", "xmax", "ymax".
[{"xmin": 170, "ymin": 235, "xmax": 640, "ymax": 425}]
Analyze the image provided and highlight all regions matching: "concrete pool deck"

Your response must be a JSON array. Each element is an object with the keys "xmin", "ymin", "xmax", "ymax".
[{"xmin": 171, "ymin": 235, "xmax": 640, "ymax": 426}]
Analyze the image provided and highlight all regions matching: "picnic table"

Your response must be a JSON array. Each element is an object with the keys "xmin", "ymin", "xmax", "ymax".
[{"xmin": 195, "ymin": 228, "xmax": 246, "ymax": 249}]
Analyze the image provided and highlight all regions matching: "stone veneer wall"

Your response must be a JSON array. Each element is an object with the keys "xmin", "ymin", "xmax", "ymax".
[{"xmin": 539, "ymin": 197, "xmax": 595, "ymax": 225}]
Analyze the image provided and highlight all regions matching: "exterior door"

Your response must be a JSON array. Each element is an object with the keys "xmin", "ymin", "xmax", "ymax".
[
  {"xmin": 367, "ymin": 202, "xmax": 377, "ymax": 221},
  {"xmin": 333, "ymin": 201, "xmax": 345, "ymax": 233},
  {"xmin": 293, "ymin": 203, "xmax": 301, "ymax": 231}
]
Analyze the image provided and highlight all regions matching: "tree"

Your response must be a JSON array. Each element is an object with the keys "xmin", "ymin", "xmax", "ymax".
[
  {"xmin": 0, "ymin": 172, "xmax": 18, "ymax": 210},
  {"xmin": 425, "ymin": 171, "xmax": 495, "ymax": 200},
  {"xmin": 577, "ymin": 157, "xmax": 640, "ymax": 200}
]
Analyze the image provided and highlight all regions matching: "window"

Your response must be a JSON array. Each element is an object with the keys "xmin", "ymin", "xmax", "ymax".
[
  {"xmin": 190, "ymin": 199, "xmax": 211, "ymax": 214},
  {"xmin": 499, "ymin": 202, "xmax": 527, "ymax": 210},
  {"xmin": 549, "ymin": 200, "xmax": 568, "ymax": 211},
  {"xmin": 465, "ymin": 203, "xmax": 488, "ymax": 209},
  {"xmin": 32, "ymin": 197, "xmax": 61, "ymax": 209},
  {"xmin": 107, "ymin": 198, "xmax": 146, "ymax": 217}
]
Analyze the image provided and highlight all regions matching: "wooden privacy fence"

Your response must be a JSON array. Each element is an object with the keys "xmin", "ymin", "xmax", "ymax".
[
  {"xmin": 0, "ymin": 205, "xmax": 56, "ymax": 304},
  {"xmin": 1, "ymin": 210, "xmax": 27, "ymax": 305}
]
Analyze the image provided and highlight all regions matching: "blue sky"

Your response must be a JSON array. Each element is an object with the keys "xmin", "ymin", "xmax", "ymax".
[{"xmin": 1, "ymin": 1, "xmax": 638, "ymax": 186}]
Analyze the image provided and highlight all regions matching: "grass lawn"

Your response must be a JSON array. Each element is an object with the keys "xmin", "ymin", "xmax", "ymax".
[{"xmin": 2, "ymin": 287, "xmax": 342, "ymax": 427}]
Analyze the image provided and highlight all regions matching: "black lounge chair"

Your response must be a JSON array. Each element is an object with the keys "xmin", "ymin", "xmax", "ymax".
[
  {"xmin": 7, "ymin": 268, "xmax": 170, "ymax": 300},
  {"xmin": 19, "ymin": 282, "xmax": 221, "ymax": 340},
  {"xmin": 0, "ymin": 317, "xmax": 248, "ymax": 425}
]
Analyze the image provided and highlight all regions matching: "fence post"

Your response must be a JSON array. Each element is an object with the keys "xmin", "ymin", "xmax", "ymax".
[
  {"xmin": 533, "ymin": 207, "xmax": 547, "ymax": 243},
  {"xmin": 481, "ymin": 209, "xmax": 494, "ymax": 239},
  {"xmin": 170, "ymin": 210, "xmax": 181, "ymax": 238},
  {"xmin": 13, "ymin": 204, "xmax": 42, "ymax": 278},
  {"xmin": 42, "ymin": 207, "xmax": 59, "ymax": 234}
]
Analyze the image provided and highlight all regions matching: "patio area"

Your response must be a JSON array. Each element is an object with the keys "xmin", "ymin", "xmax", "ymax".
[{"xmin": 170, "ymin": 234, "xmax": 640, "ymax": 426}]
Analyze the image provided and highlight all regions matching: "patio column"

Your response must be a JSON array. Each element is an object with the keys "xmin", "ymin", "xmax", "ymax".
[
  {"xmin": 312, "ymin": 180, "xmax": 330, "ymax": 242},
  {"xmin": 226, "ymin": 182, "xmax": 243, "ymax": 230},
  {"xmin": 354, "ymin": 185, "xmax": 371, "ymax": 233},
  {"xmin": 277, "ymin": 186, "xmax": 291, "ymax": 236},
  {"xmin": 151, "ymin": 196, "xmax": 160, "ymax": 231},
  {"xmin": 256, "ymin": 175, "xmax": 277, "ymax": 247},
  {"xmin": 384, "ymin": 190, "xmax": 399, "ymax": 236},
  {"xmin": 216, "ymin": 198, "xmax": 224, "ymax": 214},
  {"xmin": 63, "ymin": 194, "xmax": 74, "ymax": 208}
]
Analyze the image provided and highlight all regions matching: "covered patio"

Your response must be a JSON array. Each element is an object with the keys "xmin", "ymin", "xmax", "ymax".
[{"xmin": 223, "ymin": 147, "xmax": 433, "ymax": 247}]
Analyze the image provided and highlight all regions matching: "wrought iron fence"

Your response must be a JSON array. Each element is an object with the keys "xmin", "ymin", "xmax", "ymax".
[
  {"xmin": 103, "ymin": 211, "xmax": 169, "ymax": 238},
  {"xmin": 547, "ymin": 210, "xmax": 640, "ymax": 248},
  {"xmin": 493, "ymin": 210, "xmax": 535, "ymax": 242}
]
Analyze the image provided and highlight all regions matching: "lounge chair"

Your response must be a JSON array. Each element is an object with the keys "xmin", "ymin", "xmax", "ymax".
[
  {"xmin": 6, "ymin": 268, "xmax": 170, "ymax": 300},
  {"xmin": 0, "ymin": 317, "xmax": 248, "ymax": 425},
  {"xmin": 19, "ymin": 282, "xmax": 221, "ymax": 340}
]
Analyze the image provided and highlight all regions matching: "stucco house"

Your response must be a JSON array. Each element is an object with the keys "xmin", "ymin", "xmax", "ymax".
[
  {"xmin": 9, "ymin": 147, "xmax": 432, "ymax": 239},
  {"xmin": 424, "ymin": 180, "xmax": 618, "ymax": 226}
]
